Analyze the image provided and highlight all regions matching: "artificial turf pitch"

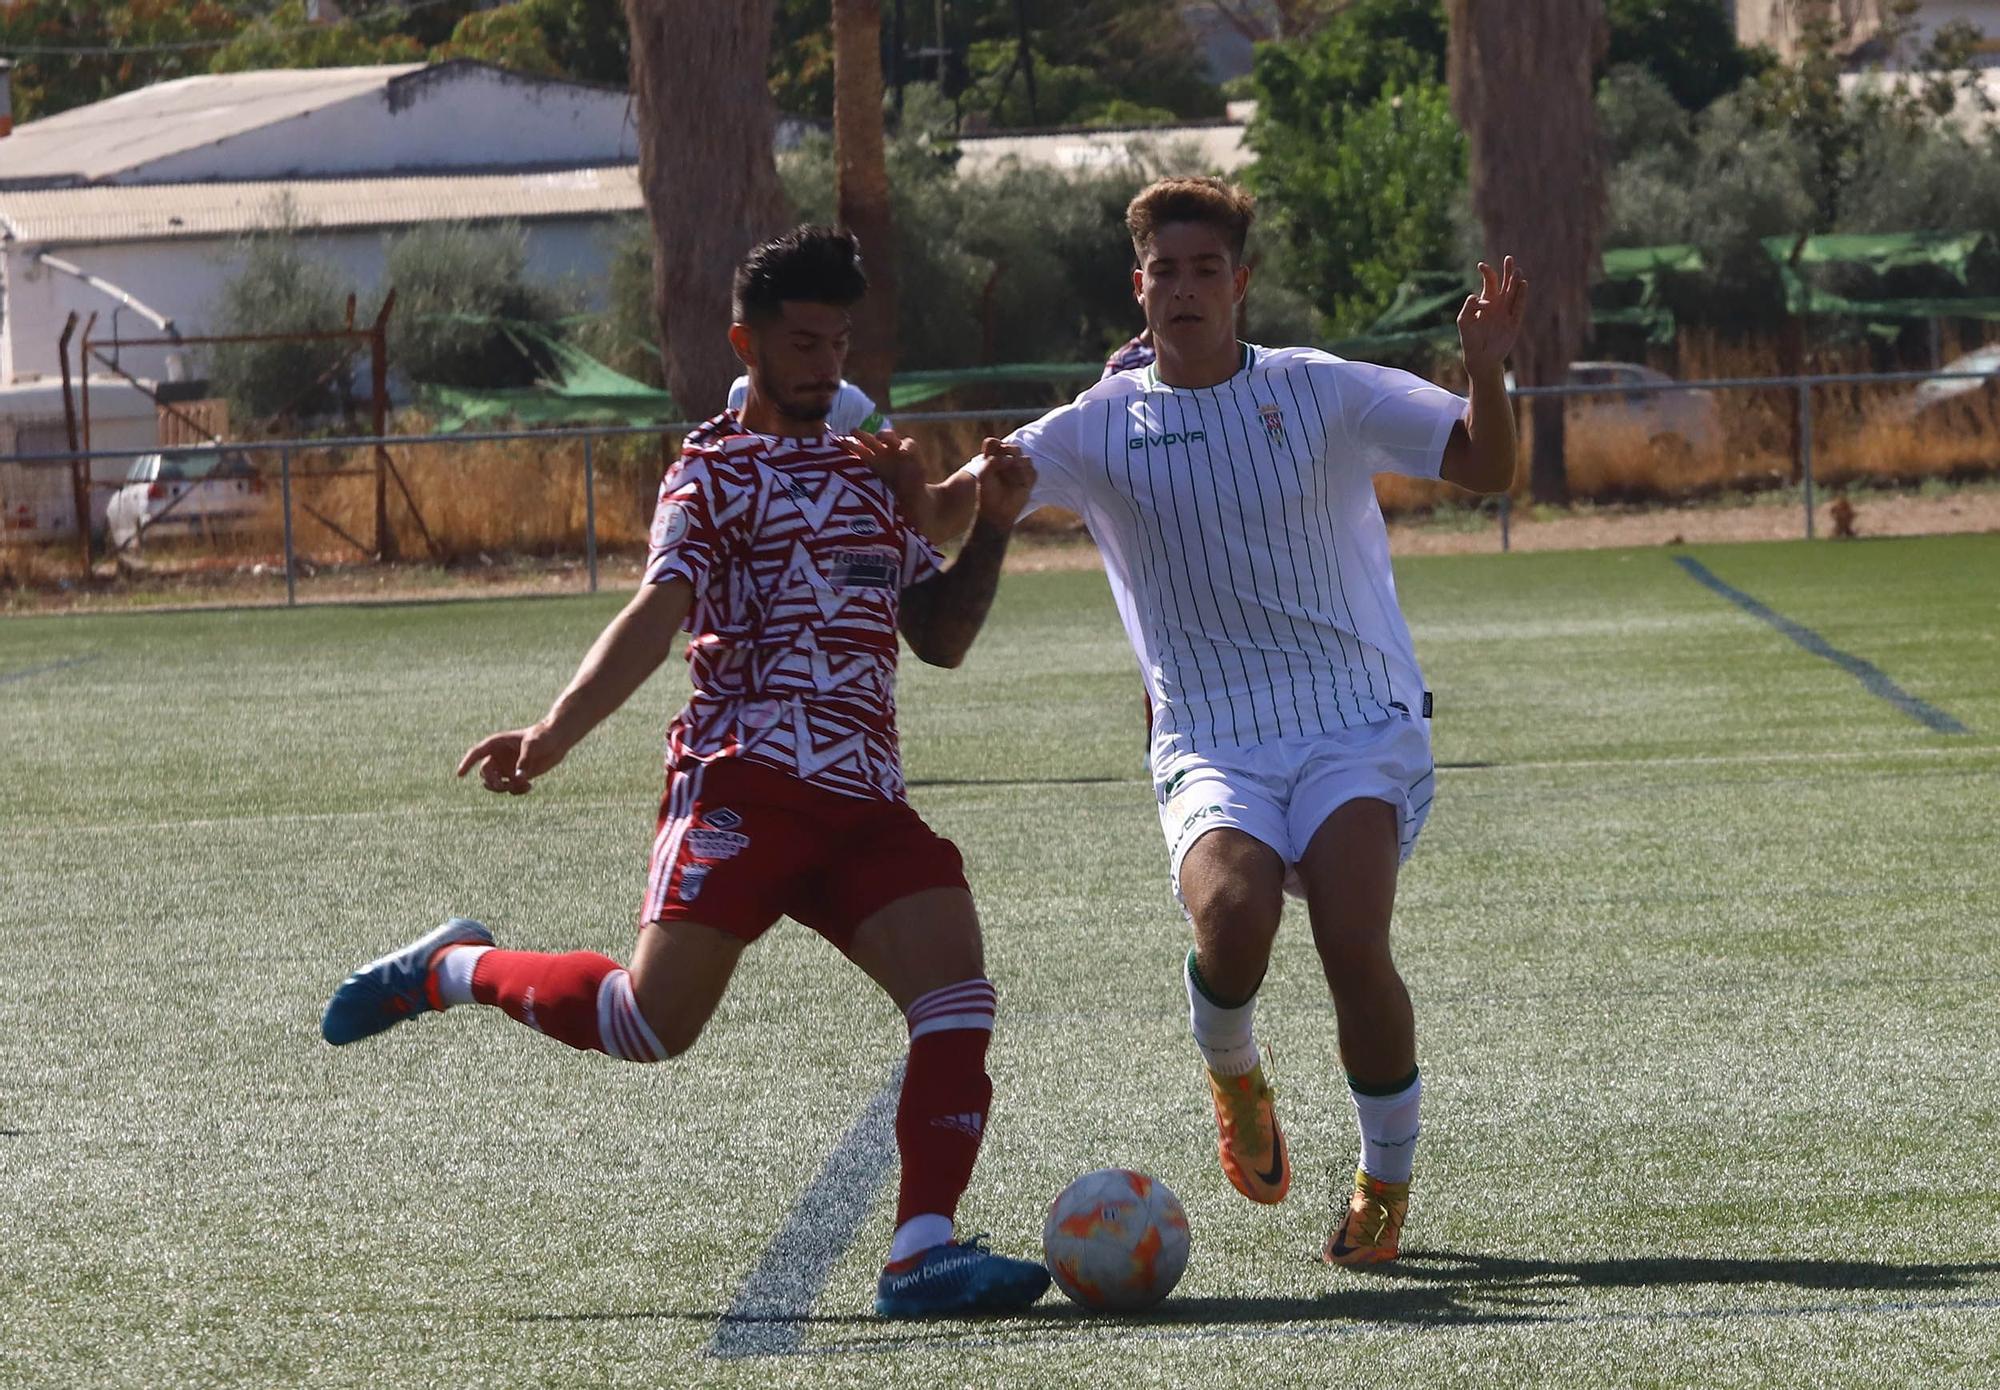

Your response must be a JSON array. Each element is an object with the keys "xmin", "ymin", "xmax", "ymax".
[{"xmin": 3, "ymin": 534, "xmax": 1997, "ymax": 1388}]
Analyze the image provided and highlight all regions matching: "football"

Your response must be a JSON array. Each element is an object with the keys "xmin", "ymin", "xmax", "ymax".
[{"xmin": 1041, "ymin": 1168, "xmax": 1191, "ymax": 1311}]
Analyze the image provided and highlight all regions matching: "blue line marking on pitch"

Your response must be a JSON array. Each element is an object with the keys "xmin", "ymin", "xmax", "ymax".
[
  {"xmin": 707, "ymin": 1060, "xmax": 904, "ymax": 1359},
  {"xmin": 0, "ymin": 654, "xmax": 100, "ymax": 687},
  {"xmin": 1673, "ymin": 556, "xmax": 1969, "ymax": 734}
]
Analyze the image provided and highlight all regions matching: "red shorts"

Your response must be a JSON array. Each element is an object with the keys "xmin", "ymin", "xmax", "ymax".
[{"xmin": 640, "ymin": 757, "xmax": 968, "ymax": 948}]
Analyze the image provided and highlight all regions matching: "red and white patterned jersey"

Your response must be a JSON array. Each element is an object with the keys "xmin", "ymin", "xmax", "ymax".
[{"xmin": 645, "ymin": 411, "xmax": 942, "ymax": 802}]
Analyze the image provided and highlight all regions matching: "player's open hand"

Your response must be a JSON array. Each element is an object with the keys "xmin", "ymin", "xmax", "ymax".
[
  {"xmin": 975, "ymin": 438, "xmax": 1036, "ymax": 528},
  {"xmin": 456, "ymin": 723, "xmax": 569, "ymax": 796},
  {"xmin": 848, "ymin": 429, "xmax": 939, "ymax": 530},
  {"xmin": 1457, "ymin": 256, "xmax": 1527, "ymax": 377},
  {"xmin": 846, "ymin": 429, "xmax": 927, "ymax": 493}
]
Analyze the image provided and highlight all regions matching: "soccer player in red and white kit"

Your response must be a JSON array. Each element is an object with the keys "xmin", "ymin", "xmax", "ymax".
[
  {"xmin": 887, "ymin": 178, "xmax": 1526, "ymax": 1267},
  {"xmin": 319, "ymin": 227, "xmax": 1051, "ymax": 1319}
]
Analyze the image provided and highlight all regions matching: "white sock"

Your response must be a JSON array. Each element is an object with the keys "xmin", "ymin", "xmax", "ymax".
[
  {"xmin": 889, "ymin": 1213, "xmax": 954, "ymax": 1264},
  {"xmin": 1185, "ymin": 950, "xmax": 1260, "ymax": 1078},
  {"xmin": 434, "ymin": 945, "xmax": 491, "ymax": 1008},
  {"xmin": 1350, "ymin": 1069, "xmax": 1422, "ymax": 1184}
]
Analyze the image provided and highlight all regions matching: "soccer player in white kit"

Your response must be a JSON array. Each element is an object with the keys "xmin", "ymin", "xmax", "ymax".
[{"xmin": 887, "ymin": 176, "xmax": 1526, "ymax": 1264}]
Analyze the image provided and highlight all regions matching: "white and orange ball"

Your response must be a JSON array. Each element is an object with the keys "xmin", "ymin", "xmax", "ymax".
[{"xmin": 1042, "ymin": 1168, "xmax": 1191, "ymax": 1311}]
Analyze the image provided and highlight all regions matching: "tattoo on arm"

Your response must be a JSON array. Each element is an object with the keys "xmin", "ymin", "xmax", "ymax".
[{"xmin": 898, "ymin": 518, "xmax": 1013, "ymax": 668}]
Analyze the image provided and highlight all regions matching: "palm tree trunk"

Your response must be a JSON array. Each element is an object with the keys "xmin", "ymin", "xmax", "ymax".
[
  {"xmin": 833, "ymin": 0, "xmax": 898, "ymax": 407},
  {"xmin": 623, "ymin": 0, "xmax": 791, "ymax": 420},
  {"xmin": 1447, "ymin": 0, "xmax": 1607, "ymax": 506}
]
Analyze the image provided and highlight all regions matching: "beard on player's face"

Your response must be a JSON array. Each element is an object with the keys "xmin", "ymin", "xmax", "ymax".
[
  {"xmin": 746, "ymin": 302, "xmax": 850, "ymax": 424},
  {"xmin": 757, "ymin": 376, "xmax": 837, "ymax": 422}
]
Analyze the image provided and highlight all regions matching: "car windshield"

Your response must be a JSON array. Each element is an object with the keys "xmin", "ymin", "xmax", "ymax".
[{"xmin": 157, "ymin": 451, "xmax": 248, "ymax": 482}]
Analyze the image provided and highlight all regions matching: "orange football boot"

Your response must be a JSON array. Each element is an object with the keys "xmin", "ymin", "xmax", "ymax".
[
  {"xmin": 1205, "ymin": 1060, "xmax": 1290, "ymax": 1204},
  {"xmin": 1322, "ymin": 1167, "xmax": 1409, "ymax": 1266}
]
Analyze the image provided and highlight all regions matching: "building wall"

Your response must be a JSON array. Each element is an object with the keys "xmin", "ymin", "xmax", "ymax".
[
  {"xmin": 1738, "ymin": 0, "xmax": 2000, "ymax": 62},
  {"xmin": 3, "ymin": 214, "xmax": 631, "ymax": 388},
  {"xmin": 954, "ymin": 120, "xmax": 1250, "ymax": 181},
  {"xmin": 123, "ymin": 66, "xmax": 639, "ymax": 183},
  {"xmin": 0, "ymin": 377, "xmax": 163, "ymax": 533}
]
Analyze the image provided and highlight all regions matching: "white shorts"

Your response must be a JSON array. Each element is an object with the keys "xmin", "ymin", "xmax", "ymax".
[{"xmin": 1153, "ymin": 717, "xmax": 1435, "ymax": 905}]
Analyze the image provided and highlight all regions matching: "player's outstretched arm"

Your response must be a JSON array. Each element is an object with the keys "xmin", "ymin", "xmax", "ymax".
[
  {"xmin": 456, "ymin": 578, "xmax": 694, "ymax": 795},
  {"xmin": 846, "ymin": 429, "xmax": 980, "ymax": 545},
  {"xmin": 1442, "ymin": 256, "xmax": 1528, "ymax": 495},
  {"xmin": 898, "ymin": 447, "xmax": 1036, "ymax": 669}
]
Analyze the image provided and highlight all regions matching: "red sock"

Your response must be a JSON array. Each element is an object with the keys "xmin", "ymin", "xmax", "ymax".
[
  {"xmin": 469, "ymin": 949, "xmax": 665, "ymax": 1062},
  {"xmin": 893, "ymin": 979, "xmax": 998, "ymax": 1230}
]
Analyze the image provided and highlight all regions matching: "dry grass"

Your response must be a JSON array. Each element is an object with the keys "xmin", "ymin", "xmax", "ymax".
[
  {"xmin": 0, "ymin": 540, "xmax": 83, "ymax": 591},
  {"xmin": 239, "ymin": 386, "xmax": 2000, "ymax": 549},
  {"xmin": 284, "ymin": 435, "xmax": 666, "ymax": 563},
  {"xmin": 1377, "ymin": 336, "xmax": 2000, "ymax": 518}
]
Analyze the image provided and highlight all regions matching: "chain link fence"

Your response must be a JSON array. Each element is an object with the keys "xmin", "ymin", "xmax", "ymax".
[{"xmin": 4, "ymin": 364, "xmax": 1996, "ymax": 607}]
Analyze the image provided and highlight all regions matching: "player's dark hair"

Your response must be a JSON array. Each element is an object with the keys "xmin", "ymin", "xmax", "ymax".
[
  {"xmin": 732, "ymin": 225, "xmax": 868, "ymax": 324},
  {"xmin": 1126, "ymin": 176, "xmax": 1256, "ymax": 263}
]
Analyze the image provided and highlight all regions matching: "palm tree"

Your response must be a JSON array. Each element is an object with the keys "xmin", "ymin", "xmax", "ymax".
[
  {"xmin": 1446, "ymin": 0, "xmax": 1607, "ymax": 505},
  {"xmin": 833, "ymin": 0, "xmax": 898, "ymax": 406},
  {"xmin": 623, "ymin": 0, "xmax": 791, "ymax": 419}
]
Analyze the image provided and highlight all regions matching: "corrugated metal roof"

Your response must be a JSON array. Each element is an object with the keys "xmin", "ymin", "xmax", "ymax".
[
  {"xmin": 0, "ymin": 168, "xmax": 644, "ymax": 247},
  {"xmin": 0, "ymin": 65, "xmax": 429, "ymax": 187}
]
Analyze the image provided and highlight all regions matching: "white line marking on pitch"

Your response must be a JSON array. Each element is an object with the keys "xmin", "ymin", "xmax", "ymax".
[{"xmin": 707, "ymin": 1062, "xmax": 904, "ymax": 1359}]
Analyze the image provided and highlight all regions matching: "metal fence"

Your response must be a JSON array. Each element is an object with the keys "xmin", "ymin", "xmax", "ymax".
[{"xmin": 3, "ymin": 363, "xmax": 1996, "ymax": 607}]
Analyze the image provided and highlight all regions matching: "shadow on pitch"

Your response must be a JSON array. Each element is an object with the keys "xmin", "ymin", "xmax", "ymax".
[
  {"xmin": 1392, "ymin": 1248, "xmax": 2000, "ymax": 1296},
  {"xmin": 514, "ymin": 1249, "xmax": 2000, "ymax": 1348}
]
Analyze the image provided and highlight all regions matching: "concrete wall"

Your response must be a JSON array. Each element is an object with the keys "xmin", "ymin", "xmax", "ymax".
[{"xmin": 124, "ymin": 66, "xmax": 639, "ymax": 183}]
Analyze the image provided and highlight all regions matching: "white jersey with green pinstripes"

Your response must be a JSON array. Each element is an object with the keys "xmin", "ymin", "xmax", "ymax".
[{"xmin": 1002, "ymin": 343, "xmax": 1466, "ymax": 773}]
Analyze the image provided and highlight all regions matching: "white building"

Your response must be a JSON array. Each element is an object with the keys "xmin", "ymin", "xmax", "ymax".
[
  {"xmin": 1732, "ymin": 0, "xmax": 2000, "ymax": 64},
  {"xmin": 0, "ymin": 61, "xmax": 648, "ymax": 535},
  {"xmin": 954, "ymin": 102, "xmax": 1254, "ymax": 181}
]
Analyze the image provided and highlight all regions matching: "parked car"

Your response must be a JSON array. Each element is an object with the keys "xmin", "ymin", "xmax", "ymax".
[
  {"xmin": 105, "ymin": 448, "xmax": 271, "ymax": 550},
  {"xmin": 1904, "ymin": 344, "xmax": 2000, "ymax": 428},
  {"xmin": 1508, "ymin": 361, "xmax": 1723, "ymax": 458}
]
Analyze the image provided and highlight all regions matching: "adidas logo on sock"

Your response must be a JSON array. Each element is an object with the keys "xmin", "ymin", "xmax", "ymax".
[{"xmin": 932, "ymin": 1113, "xmax": 984, "ymax": 1139}]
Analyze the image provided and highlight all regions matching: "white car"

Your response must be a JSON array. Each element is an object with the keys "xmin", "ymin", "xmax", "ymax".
[
  {"xmin": 1905, "ymin": 344, "xmax": 2000, "ymax": 427},
  {"xmin": 1508, "ymin": 361, "xmax": 1724, "ymax": 457},
  {"xmin": 106, "ymin": 448, "xmax": 271, "ymax": 550}
]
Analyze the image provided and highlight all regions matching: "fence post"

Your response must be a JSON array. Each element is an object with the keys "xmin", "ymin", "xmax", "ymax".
[
  {"xmin": 280, "ymin": 447, "xmax": 297, "ymax": 608},
  {"xmin": 583, "ymin": 434, "xmax": 599, "ymax": 595},
  {"xmin": 1798, "ymin": 379, "xmax": 1815, "ymax": 540}
]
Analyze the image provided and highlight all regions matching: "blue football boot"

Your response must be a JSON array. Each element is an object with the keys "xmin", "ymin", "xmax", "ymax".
[
  {"xmin": 320, "ymin": 917, "xmax": 494, "ymax": 1045},
  {"xmin": 873, "ymin": 1236, "xmax": 1051, "ymax": 1318}
]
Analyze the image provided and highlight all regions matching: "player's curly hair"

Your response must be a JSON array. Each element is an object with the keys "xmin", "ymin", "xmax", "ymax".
[
  {"xmin": 1126, "ymin": 176, "xmax": 1256, "ymax": 263},
  {"xmin": 732, "ymin": 225, "xmax": 868, "ymax": 324}
]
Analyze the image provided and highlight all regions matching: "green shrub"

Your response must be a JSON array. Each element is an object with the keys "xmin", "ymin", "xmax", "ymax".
[
  {"xmin": 383, "ymin": 221, "xmax": 569, "ymax": 389},
  {"xmin": 780, "ymin": 109, "xmax": 1177, "ymax": 369},
  {"xmin": 206, "ymin": 221, "xmax": 359, "ymax": 428},
  {"xmin": 574, "ymin": 217, "xmax": 664, "ymax": 388}
]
